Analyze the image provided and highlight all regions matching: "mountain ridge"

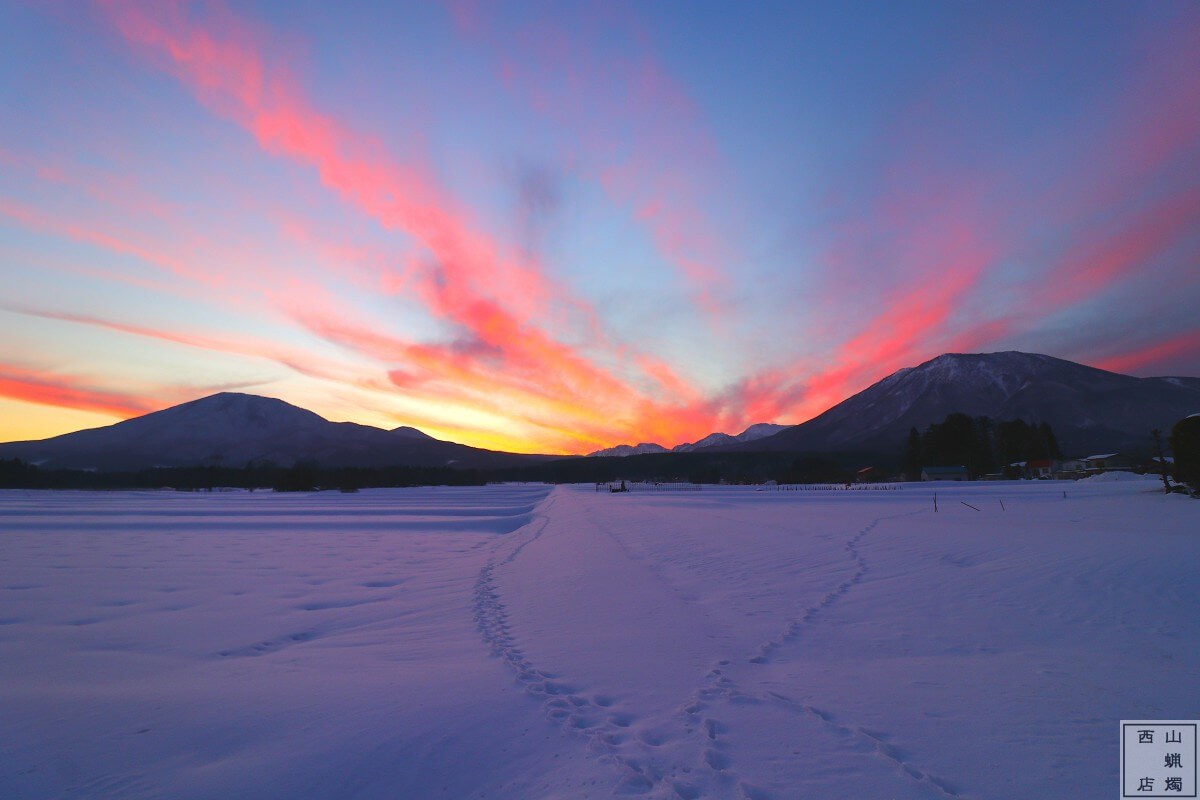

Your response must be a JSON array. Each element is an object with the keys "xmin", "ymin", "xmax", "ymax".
[
  {"xmin": 0, "ymin": 392, "xmax": 551, "ymax": 471},
  {"xmin": 588, "ymin": 422, "xmax": 790, "ymax": 457},
  {"xmin": 3, "ymin": 352, "xmax": 1198, "ymax": 471},
  {"xmin": 722, "ymin": 351, "xmax": 1200, "ymax": 457}
]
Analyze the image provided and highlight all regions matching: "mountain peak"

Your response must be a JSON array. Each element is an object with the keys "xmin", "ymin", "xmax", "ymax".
[
  {"xmin": 171, "ymin": 391, "xmax": 311, "ymax": 411},
  {"xmin": 737, "ymin": 422, "xmax": 789, "ymax": 441},
  {"xmin": 0, "ymin": 392, "xmax": 542, "ymax": 471},
  {"xmin": 739, "ymin": 350, "xmax": 1200, "ymax": 456},
  {"xmin": 146, "ymin": 392, "xmax": 329, "ymax": 429},
  {"xmin": 392, "ymin": 425, "xmax": 434, "ymax": 440},
  {"xmin": 915, "ymin": 350, "xmax": 1054, "ymax": 372}
]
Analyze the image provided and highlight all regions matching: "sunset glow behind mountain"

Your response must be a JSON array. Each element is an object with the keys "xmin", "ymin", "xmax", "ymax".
[{"xmin": 2, "ymin": 1, "xmax": 1198, "ymax": 453}]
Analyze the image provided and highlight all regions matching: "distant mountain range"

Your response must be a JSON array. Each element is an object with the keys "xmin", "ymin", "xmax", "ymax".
[
  {"xmin": 722, "ymin": 351, "xmax": 1200, "ymax": 457},
  {"xmin": 587, "ymin": 423, "xmax": 790, "ymax": 457},
  {"xmin": 586, "ymin": 442, "xmax": 671, "ymax": 458},
  {"xmin": 2, "ymin": 352, "xmax": 1197, "ymax": 472},
  {"xmin": 0, "ymin": 392, "xmax": 551, "ymax": 471}
]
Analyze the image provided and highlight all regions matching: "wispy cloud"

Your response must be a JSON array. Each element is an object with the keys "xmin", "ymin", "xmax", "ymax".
[
  {"xmin": 1094, "ymin": 330, "xmax": 1200, "ymax": 376},
  {"xmin": 448, "ymin": 1, "xmax": 735, "ymax": 317},
  {"xmin": 2, "ymin": 2, "xmax": 1197, "ymax": 450},
  {"xmin": 93, "ymin": 0, "xmax": 740, "ymax": 451},
  {"xmin": 0, "ymin": 364, "xmax": 157, "ymax": 419}
]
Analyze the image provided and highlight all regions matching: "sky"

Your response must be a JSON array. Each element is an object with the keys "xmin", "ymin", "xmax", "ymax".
[{"xmin": 1, "ymin": 0, "xmax": 1198, "ymax": 454}]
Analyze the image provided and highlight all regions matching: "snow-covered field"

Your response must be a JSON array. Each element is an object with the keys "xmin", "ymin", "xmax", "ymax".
[{"xmin": 1, "ymin": 479, "xmax": 1196, "ymax": 799}]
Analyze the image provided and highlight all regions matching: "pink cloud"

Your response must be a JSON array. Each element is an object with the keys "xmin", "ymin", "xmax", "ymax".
[
  {"xmin": 1093, "ymin": 330, "xmax": 1200, "ymax": 376},
  {"xmin": 6, "ymin": 306, "xmax": 365, "ymax": 389},
  {"xmin": 1042, "ymin": 189, "xmax": 1200, "ymax": 309},
  {"xmin": 18, "ymin": 0, "xmax": 1183, "ymax": 455},
  {"xmin": 451, "ymin": 3, "xmax": 735, "ymax": 317},
  {"xmin": 94, "ymin": 0, "xmax": 743, "ymax": 451},
  {"xmin": 0, "ymin": 364, "xmax": 156, "ymax": 420},
  {"xmin": 0, "ymin": 194, "xmax": 219, "ymax": 287}
]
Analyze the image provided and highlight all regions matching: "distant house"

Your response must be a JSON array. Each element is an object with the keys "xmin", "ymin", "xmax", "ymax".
[
  {"xmin": 1052, "ymin": 458, "xmax": 1090, "ymax": 480},
  {"xmin": 1006, "ymin": 459, "xmax": 1057, "ymax": 479},
  {"xmin": 921, "ymin": 465, "xmax": 969, "ymax": 481},
  {"xmin": 1084, "ymin": 453, "xmax": 1132, "ymax": 472},
  {"xmin": 1026, "ymin": 458, "xmax": 1058, "ymax": 478},
  {"xmin": 1051, "ymin": 454, "xmax": 1134, "ymax": 479},
  {"xmin": 856, "ymin": 466, "xmax": 886, "ymax": 483}
]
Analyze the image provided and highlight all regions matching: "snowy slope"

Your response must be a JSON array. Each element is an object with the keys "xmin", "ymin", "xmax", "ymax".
[
  {"xmin": 0, "ymin": 486, "xmax": 614, "ymax": 798},
  {"xmin": 495, "ymin": 480, "xmax": 1199, "ymax": 798},
  {"xmin": 2, "ymin": 481, "xmax": 1196, "ymax": 798}
]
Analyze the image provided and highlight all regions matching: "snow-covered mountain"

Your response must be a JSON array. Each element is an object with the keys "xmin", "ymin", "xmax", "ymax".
[
  {"xmin": 587, "ymin": 442, "xmax": 670, "ymax": 458},
  {"xmin": 671, "ymin": 423, "xmax": 790, "ymax": 452},
  {"xmin": 6, "ymin": 353, "xmax": 1196, "ymax": 470},
  {"xmin": 737, "ymin": 422, "xmax": 791, "ymax": 441},
  {"xmin": 671, "ymin": 433, "xmax": 736, "ymax": 452},
  {"xmin": 589, "ymin": 423, "xmax": 789, "ymax": 457},
  {"xmin": 735, "ymin": 351, "xmax": 1200, "ymax": 456},
  {"xmin": 0, "ymin": 392, "xmax": 548, "ymax": 471}
]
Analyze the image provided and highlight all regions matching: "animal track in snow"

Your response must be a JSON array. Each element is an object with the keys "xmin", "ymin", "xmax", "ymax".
[
  {"xmin": 473, "ymin": 495, "xmax": 937, "ymax": 799},
  {"xmin": 749, "ymin": 510, "xmax": 923, "ymax": 665},
  {"xmin": 764, "ymin": 690, "xmax": 968, "ymax": 799}
]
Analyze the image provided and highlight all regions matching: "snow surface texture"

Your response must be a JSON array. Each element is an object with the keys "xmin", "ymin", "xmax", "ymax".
[{"xmin": 1, "ymin": 480, "xmax": 1197, "ymax": 799}]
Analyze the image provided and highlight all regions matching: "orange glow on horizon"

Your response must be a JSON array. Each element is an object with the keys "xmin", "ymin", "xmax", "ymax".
[{"xmin": 2, "ymin": 3, "xmax": 1197, "ymax": 454}]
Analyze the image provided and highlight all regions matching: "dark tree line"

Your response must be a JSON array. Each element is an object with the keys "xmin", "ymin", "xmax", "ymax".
[
  {"xmin": 1172, "ymin": 415, "xmax": 1200, "ymax": 494},
  {"xmin": 0, "ymin": 459, "xmax": 488, "ymax": 491},
  {"xmin": 0, "ymin": 450, "xmax": 863, "ymax": 490},
  {"xmin": 0, "ymin": 458, "xmax": 39, "ymax": 488},
  {"xmin": 500, "ymin": 451, "xmax": 853, "ymax": 485},
  {"xmin": 902, "ymin": 414, "xmax": 1063, "ymax": 480}
]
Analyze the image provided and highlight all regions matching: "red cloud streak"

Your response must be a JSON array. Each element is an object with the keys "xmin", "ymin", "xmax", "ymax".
[
  {"xmin": 52, "ymin": 1, "xmax": 1193, "ymax": 452},
  {"xmin": 0, "ymin": 365, "xmax": 155, "ymax": 421},
  {"xmin": 1042, "ymin": 188, "xmax": 1200, "ymax": 310},
  {"xmin": 454, "ymin": 4, "xmax": 733, "ymax": 317},
  {"xmin": 1093, "ymin": 330, "xmax": 1200, "ymax": 376},
  {"xmin": 95, "ymin": 0, "xmax": 742, "ymax": 450}
]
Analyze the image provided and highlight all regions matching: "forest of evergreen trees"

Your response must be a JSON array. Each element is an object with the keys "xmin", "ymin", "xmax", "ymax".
[
  {"xmin": 902, "ymin": 413, "xmax": 1063, "ymax": 480},
  {"xmin": 0, "ymin": 459, "xmax": 489, "ymax": 492},
  {"xmin": 0, "ymin": 450, "xmax": 858, "ymax": 490}
]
